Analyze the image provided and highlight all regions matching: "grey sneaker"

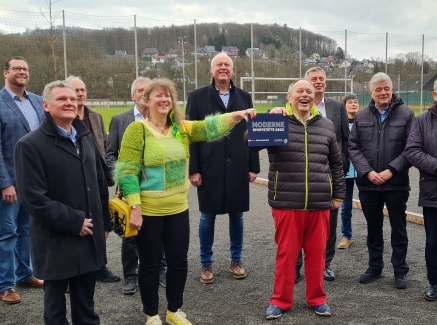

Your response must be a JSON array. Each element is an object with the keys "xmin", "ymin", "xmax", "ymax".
[
  {"xmin": 122, "ymin": 276, "xmax": 137, "ymax": 295},
  {"xmin": 159, "ymin": 272, "xmax": 166, "ymax": 288}
]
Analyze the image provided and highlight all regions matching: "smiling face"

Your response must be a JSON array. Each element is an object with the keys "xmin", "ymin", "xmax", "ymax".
[
  {"xmin": 370, "ymin": 80, "xmax": 392, "ymax": 109},
  {"xmin": 210, "ymin": 53, "xmax": 233, "ymax": 84},
  {"xmin": 287, "ymin": 80, "xmax": 315, "ymax": 119},
  {"xmin": 145, "ymin": 87, "xmax": 173, "ymax": 119},
  {"xmin": 306, "ymin": 70, "xmax": 326, "ymax": 97},
  {"xmin": 43, "ymin": 87, "xmax": 77, "ymax": 129},
  {"xmin": 4, "ymin": 59, "xmax": 29, "ymax": 89}
]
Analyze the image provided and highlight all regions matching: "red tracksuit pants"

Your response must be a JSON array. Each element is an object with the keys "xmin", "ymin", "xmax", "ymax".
[{"xmin": 270, "ymin": 208, "xmax": 330, "ymax": 310}]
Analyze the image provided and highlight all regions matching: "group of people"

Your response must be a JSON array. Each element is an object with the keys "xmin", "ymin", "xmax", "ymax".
[{"xmin": 1, "ymin": 52, "xmax": 437, "ymax": 325}]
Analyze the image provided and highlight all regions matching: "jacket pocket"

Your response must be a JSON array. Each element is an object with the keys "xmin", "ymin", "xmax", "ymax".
[
  {"xmin": 358, "ymin": 121, "xmax": 374, "ymax": 142},
  {"xmin": 389, "ymin": 120, "xmax": 406, "ymax": 141}
]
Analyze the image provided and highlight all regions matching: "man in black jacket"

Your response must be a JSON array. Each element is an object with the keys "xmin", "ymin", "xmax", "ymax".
[
  {"xmin": 14, "ymin": 81, "xmax": 110, "ymax": 324},
  {"xmin": 186, "ymin": 53, "xmax": 260, "ymax": 284},
  {"xmin": 405, "ymin": 80, "xmax": 437, "ymax": 301},
  {"xmin": 349, "ymin": 72, "xmax": 414, "ymax": 289}
]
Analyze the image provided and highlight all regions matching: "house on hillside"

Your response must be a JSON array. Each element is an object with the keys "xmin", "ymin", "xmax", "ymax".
[
  {"xmin": 192, "ymin": 45, "xmax": 216, "ymax": 57},
  {"xmin": 245, "ymin": 48, "xmax": 267, "ymax": 58},
  {"xmin": 141, "ymin": 48, "xmax": 159, "ymax": 58},
  {"xmin": 222, "ymin": 46, "xmax": 238, "ymax": 55},
  {"xmin": 165, "ymin": 49, "xmax": 179, "ymax": 58}
]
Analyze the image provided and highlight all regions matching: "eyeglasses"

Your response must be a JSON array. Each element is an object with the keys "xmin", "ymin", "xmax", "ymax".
[{"xmin": 7, "ymin": 67, "xmax": 30, "ymax": 73}]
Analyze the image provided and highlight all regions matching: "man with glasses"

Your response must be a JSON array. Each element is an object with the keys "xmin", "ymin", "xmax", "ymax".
[
  {"xmin": 0, "ymin": 56, "xmax": 45, "ymax": 304},
  {"xmin": 66, "ymin": 76, "xmax": 120, "ymax": 283}
]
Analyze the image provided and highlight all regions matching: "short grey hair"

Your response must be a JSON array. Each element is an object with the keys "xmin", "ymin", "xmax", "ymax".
[
  {"xmin": 65, "ymin": 75, "xmax": 86, "ymax": 89},
  {"xmin": 368, "ymin": 72, "xmax": 392, "ymax": 92},
  {"xmin": 131, "ymin": 77, "xmax": 152, "ymax": 95},
  {"xmin": 287, "ymin": 79, "xmax": 315, "ymax": 93},
  {"xmin": 211, "ymin": 53, "xmax": 234, "ymax": 68},
  {"xmin": 304, "ymin": 66, "xmax": 326, "ymax": 80},
  {"xmin": 42, "ymin": 80, "xmax": 76, "ymax": 101},
  {"xmin": 433, "ymin": 79, "xmax": 437, "ymax": 92}
]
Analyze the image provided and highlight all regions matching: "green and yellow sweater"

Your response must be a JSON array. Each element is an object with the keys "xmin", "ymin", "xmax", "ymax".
[{"xmin": 116, "ymin": 113, "xmax": 238, "ymax": 216}]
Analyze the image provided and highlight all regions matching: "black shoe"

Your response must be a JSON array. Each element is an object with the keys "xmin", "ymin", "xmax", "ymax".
[
  {"xmin": 159, "ymin": 272, "xmax": 166, "ymax": 288},
  {"xmin": 324, "ymin": 267, "xmax": 335, "ymax": 281},
  {"xmin": 295, "ymin": 272, "xmax": 301, "ymax": 284},
  {"xmin": 359, "ymin": 268, "xmax": 383, "ymax": 283},
  {"xmin": 122, "ymin": 276, "xmax": 137, "ymax": 295},
  {"xmin": 394, "ymin": 273, "xmax": 408, "ymax": 289},
  {"xmin": 424, "ymin": 285, "xmax": 437, "ymax": 301},
  {"xmin": 96, "ymin": 266, "xmax": 121, "ymax": 282}
]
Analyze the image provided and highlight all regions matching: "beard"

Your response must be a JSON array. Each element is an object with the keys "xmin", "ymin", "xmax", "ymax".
[{"xmin": 8, "ymin": 76, "xmax": 28, "ymax": 88}]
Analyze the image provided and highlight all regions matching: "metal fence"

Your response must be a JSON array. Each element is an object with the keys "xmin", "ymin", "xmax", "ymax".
[{"xmin": 1, "ymin": 9, "xmax": 437, "ymax": 114}]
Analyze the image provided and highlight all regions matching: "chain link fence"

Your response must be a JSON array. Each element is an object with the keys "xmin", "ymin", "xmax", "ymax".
[{"xmin": 1, "ymin": 9, "xmax": 437, "ymax": 122}]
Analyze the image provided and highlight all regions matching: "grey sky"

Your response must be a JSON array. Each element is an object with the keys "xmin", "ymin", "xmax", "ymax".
[{"xmin": 1, "ymin": 0, "xmax": 437, "ymax": 60}]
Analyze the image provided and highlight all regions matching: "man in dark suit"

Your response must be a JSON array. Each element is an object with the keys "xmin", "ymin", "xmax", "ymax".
[
  {"xmin": 66, "ymin": 76, "xmax": 119, "ymax": 283},
  {"xmin": 0, "ymin": 56, "xmax": 44, "ymax": 304},
  {"xmin": 106, "ymin": 77, "xmax": 169, "ymax": 295},
  {"xmin": 15, "ymin": 80, "xmax": 110, "ymax": 324},
  {"xmin": 295, "ymin": 67, "xmax": 349, "ymax": 282},
  {"xmin": 186, "ymin": 53, "xmax": 260, "ymax": 284}
]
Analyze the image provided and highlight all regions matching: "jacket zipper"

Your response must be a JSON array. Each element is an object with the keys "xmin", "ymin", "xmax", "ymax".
[{"xmin": 274, "ymin": 170, "xmax": 278, "ymax": 200}]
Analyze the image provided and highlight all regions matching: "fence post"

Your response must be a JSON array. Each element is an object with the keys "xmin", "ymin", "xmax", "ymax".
[
  {"xmin": 420, "ymin": 34, "xmax": 424, "ymax": 113},
  {"xmin": 62, "ymin": 10, "xmax": 67, "ymax": 79},
  {"xmin": 134, "ymin": 15, "xmax": 139, "ymax": 79},
  {"xmin": 299, "ymin": 27, "xmax": 302, "ymax": 78},
  {"xmin": 385, "ymin": 32, "xmax": 388, "ymax": 74},
  {"xmin": 194, "ymin": 19, "xmax": 198, "ymax": 89},
  {"xmin": 344, "ymin": 30, "xmax": 347, "ymax": 96},
  {"xmin": 251, "ymin": 23, "xmax": 255, "ymax": 104}
]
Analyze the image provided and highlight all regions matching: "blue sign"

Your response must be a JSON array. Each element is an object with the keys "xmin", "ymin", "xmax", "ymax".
[{"xmin": 247, "ymin": 114, "xmax": 289, "ymax": 147}]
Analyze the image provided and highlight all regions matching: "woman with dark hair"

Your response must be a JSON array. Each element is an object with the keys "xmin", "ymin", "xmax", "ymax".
[{"xmin": 116, "ymin": 78, "xmax": 256, "ymax": 325}]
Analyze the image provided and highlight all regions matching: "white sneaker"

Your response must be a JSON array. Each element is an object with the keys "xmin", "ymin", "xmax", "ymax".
[{"xmin": 146, "ymin": 314, "xmax": 162, "ymax": 325}]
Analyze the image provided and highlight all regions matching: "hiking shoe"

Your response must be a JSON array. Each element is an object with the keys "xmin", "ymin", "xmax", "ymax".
[
  {"xmin": 200, "ymin": 265, "xmax": 214, "ymax": 284},
  {"xmin": 230, "ymin": 260, "xmax": 246, "ymax": 279},
  {"xmin": 308, "ymin": 303, "xmax": 332, "ymax": 316},
  {"xmin": 159, "ymin": 272, "xmax": 167, "ymax": 288},
  {"xmin": 337, "ymin": 237, "xmax": 352, "ymax": 249},
  {"xmin": 359, "ymin": 268, "xmax": 383, "ymax": 283},
  {"xmin": 146, "ymin": 314, "xmax": 162, "ymax": 325},
  {"xmin": 265, "ymin": 304, "xmax": 284, "ymax": 320},
  {"xmin": 96, "ymin": 266, "xmax": 120, "ymax": 282},
  {"xmin": 324, "ymin": 266, "xmax": 335, "ymax": 281},
  {"xmin": 166, "ymin": 309, "xmax": 192, "ymax": 325},
  {"xmin": 394, "ymin": 273, "xmax": 408, "ymax": 289},
  {"xmin": 122, "ymin": 276, "xmax": 137, "ymax": 295}
]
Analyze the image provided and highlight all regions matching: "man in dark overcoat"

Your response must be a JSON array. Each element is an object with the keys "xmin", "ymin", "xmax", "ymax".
[
  {"xmin": 14, "ymin": 80, "xmax": 110, "ymax": 325},
  {"xmin": 186, "ymin": 52, "xmax": 260, "ymax": 284}
]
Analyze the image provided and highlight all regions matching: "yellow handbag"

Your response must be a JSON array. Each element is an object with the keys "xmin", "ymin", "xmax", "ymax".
[{"xmin": 109, "ymin": 187, "xmax": 138, "ymax": 238}]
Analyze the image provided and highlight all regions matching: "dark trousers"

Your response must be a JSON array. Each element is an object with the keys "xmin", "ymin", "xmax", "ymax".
[
  {"xmin": 135, "ymin": 210, "xmax": 190, "ymax": 316},
  {"xmin": 43, "ymin": 272, "xmax": 99, "ymax": 325},
  {"xmin": 423, "ymin": 207, "xmax": 437, "ymax": 285},
  {"xmin": 122, "ymin": 237, "xmax": 167, "ymax": 279},
  {"xmin": 359, "ymin": 190, "xmax": 409, "ymax": 274},
  {"xmin": 296, "ymin": 208, "xmax": 338, "ymax": 272}
]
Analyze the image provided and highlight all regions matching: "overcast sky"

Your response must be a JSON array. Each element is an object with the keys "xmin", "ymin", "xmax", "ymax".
[{"xmin": 1, "ymin": 0, "xmax": 437, "ymax": 60}]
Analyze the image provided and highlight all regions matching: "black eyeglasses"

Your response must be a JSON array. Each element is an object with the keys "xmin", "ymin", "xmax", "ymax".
[{"xmin": 7, "ymin": 67, "xmax": 30, "ymax": 73}]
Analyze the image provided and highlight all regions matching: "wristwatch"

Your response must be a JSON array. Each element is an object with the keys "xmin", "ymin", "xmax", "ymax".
[{"xmin": 131, "ymin": 205, "xmax": 139, "ymax": 210}]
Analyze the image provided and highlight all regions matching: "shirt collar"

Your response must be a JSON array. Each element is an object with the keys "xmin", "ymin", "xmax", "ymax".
[
  {"xmin": 133, "ymin": 106, "xmax": 146, "ymax": 119},
  {"xmin": 5, "ymin": 86, "xmax": 29, "ymax": 100},
  {"xmin": 214, "ymin": 84, "xmax": 232, "ymax": 94}
]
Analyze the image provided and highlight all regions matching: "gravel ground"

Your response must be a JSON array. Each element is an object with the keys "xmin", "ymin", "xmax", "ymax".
[{"xmin": 1, "ymin": 151, "xmax": 433, "ymax": 325}]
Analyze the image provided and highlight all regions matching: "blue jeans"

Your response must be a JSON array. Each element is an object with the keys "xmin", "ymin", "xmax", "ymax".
[
  {"xmin": 340, "ymin": 178, "xmax": 355, "ymax": 239},
  {"xmin": 199, "ymin": 212, "xmax": 244, "ymax": 266},
  {"xmin": 0, "ymin": 199, "xmax": 33, "ymax": 292}
]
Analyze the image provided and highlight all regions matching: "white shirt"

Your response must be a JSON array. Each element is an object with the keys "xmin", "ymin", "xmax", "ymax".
[
  {"xmin": 315, "ymin": 97, "xmax": 326, "ymax": 117},
  {"xmin": 134, "ymin": 106, "xmax": 146, "ymax": 121}
]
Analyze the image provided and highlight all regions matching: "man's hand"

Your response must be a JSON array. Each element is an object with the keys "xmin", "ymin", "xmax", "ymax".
[
  {"xmin": 1, "ymin": 185, "xmax": 17, "ymax": 204},
  {"xmin": 379, "ymin": 169, "xmax": 393, "ymax": 182},
  {"xmin": 249, "ymin": 172, "xmax": 257, "ymax": 183},
  {"xmin": 79, "ymin": 218, "xmax": 93, "ymax": 236},
  {"xmin": 269, "ymin": 107, "xmax": 289, "ymax": 116},
  {"xmin": 189, "ymin": 173, "xmax": 202, "ymax": 187},
  {"xmin": 331, "ymin": 200, "xmax": 343, "ymax": 210},
  {"xmin": 367, "ymin": 170, "xmax": 386, "ymax": 185},
  {"xmin": 129, "ymin": 206, "xmax": 143, "ymax": 231},
  {"xmin": 104, "ymin": 231, "xmax": 109, "ymax": 239}
]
